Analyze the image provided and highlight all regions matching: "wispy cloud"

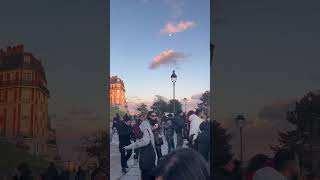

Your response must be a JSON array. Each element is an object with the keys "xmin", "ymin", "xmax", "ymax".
[
  {"xmin": 149, "ymin": 50, "xmax": 187, "ymax": 69},
  {"xmin": 160, "ymin": 21, "xmax": 196, "ymax": 35},
  {"xmin": 165, "ymin": 0, "xmax": 185, "ymax": 19}
]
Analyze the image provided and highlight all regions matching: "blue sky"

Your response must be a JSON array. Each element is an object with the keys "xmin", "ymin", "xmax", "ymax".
[{"xmin": 111, "ymin": 0, "xmax": 210, "ymax": 109}]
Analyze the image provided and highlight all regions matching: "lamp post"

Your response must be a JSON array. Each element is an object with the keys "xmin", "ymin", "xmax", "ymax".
[
  {"xmin": 171, "ymin": 70, "xmax": 177, "ymax": 115},
  {"xmin": 235, "ymin": 115, "xmax": 246, "ymax": 162},
  {"xmin": 183, "ymin": 98, "xmax": 187, "ymax": 114}
]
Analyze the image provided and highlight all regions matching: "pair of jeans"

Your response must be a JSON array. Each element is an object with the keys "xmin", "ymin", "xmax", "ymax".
[
  {"xmin": 166, "ymin": 137, "xmax": 175, "ymax": 153},
  {"xmin": 119, "ymin": 145, "xmax": 132, "ymax": 168},
  {"xmin": 176, "ymin": 132, "xmax": 183, "ymax": 148}
]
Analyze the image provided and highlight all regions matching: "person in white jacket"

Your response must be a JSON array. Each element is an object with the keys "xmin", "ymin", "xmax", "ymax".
[
  {"xmin": 123, "ymin": 111, "xmax": 157, "ymax": 180},
  {"xmin": 188, "ymin": 109, "xmax": 204, "ymax": 149}
]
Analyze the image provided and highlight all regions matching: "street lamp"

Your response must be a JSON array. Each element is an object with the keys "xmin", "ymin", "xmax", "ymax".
[
  {"xmin": 235, "ymin": 115, "xmax": 246, "ymax": 162},
  {"xmin": 171, "ymin": 70, "xmax": 177, "ymax": 115},
  {"xmin": 183, "ymin": 98, "xmax": 187, "ymax": 114}
]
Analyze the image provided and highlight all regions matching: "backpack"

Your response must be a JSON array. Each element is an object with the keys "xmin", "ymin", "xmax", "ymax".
[{"xmin": 132, "ymin": 123, "xmax": 143, "ymax": 140}]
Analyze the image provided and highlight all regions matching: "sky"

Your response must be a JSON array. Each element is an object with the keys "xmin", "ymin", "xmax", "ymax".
[
  {"xmin": 0, "ymin": 0, "xmax": 108, "ymax": 160},
  {"xmin": 111, "ymin": 0, "xmax": 210, "ymax": 112},
  {"xmin": 213, "ymin": 0, "xmax": 320, "ymax": 159}
]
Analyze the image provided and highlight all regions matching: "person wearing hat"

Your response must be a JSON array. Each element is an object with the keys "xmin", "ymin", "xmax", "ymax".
[{"xmin": 118, "ymin": 115, "xmax": 133, "ymax": 173}]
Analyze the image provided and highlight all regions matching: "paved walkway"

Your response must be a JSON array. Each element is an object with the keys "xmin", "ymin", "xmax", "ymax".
[{"xmin": 110, "ymin": 130, "xmax": 186, "ymax": 180}]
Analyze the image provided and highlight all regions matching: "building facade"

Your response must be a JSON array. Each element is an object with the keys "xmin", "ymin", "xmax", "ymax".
[
  {"xmin": 110, "ymin": 76, "xmax": 127, "ymax": 110},
  {"xmin": 0, "ymin": 45, "xmax": 58, "ymax": 160}
]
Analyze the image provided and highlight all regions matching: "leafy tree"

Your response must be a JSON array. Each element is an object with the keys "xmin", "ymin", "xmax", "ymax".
[
  {"xmin": 197, "ymin": 90, "xmax": 210, "ymax": 115},
  {"xmin": 212, "ymin": 120, "xmax": 233, "ymax": 169},
  {"xmin": 82, "ymin": 130, "xmax": 109, "ymax": 176},
  {"xmin": 271, "ymin": 91, "xmax": 319, "ymax": 173},
  {"xmin": 151, "ymin": 95, "xmax": 168, "ymax": 116},
  {"xmin": 136, "ymin": 103, "xmax": 148, "ymax": 116},
  {"xmin": 167, "ymin": 99, "xmax": 182, "ymax": 114}
]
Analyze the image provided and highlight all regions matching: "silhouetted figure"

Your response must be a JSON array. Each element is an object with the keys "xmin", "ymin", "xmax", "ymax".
[
  {"xmin": 75, "ymin": 167, "xmax": 86, "ymax": 180},
  {"xmin": 13, "ymin": 162, "xmax": 33, "ymax": 180},
  {"xmin": 197, "ymin": 119, "xmax": 210, "ymax": 161},
  {"xmin": 118, "ymin": 115, "xmax": 133, "ymax": 173},
  {"xmin": 172, "ymin": 111, "xmax": 185, "ymax": 148}
]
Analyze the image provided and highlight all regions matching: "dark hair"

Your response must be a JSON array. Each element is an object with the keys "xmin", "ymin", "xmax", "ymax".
[
  {"xmin": 187, "ymin": 110, "xmax": 194, "ymax": 117},
  {"xmin": 273, "ymin": 150, "xmax": 297, "ymax": 172},
  {"xmin": 147, "ymin": 111, "xmax": 154, "ymax": 119},
  {"xmin": 247, "ymin": 154, "xmax": 270, "ymax": 173},
  {"xmin": 151, "ymin": 148, "xmax": 209, "ymax": 180},
  {"xmin": 195, "ymin": 109, "xmax": 202, "ymax": 115}
]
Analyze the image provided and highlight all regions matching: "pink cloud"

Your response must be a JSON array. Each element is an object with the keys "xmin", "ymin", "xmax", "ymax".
[
  {"xmin": 149, "ymin": 50, "xmax": 187, "ymax": 69},
  {"xmin": 160, "ymin": 21, "xmax": 196, "ymax": 35}
]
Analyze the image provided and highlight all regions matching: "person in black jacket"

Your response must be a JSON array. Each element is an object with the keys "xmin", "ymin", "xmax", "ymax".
[
  {"xmin": 197, "ymin": 117, "xmax": 210, "ymax": 162},
  {"xmin": 172, "ymin": 111, "xmax": 185, "ymax": 148},
  {"xmin": 118, "ymin": 116, "xmax": 133, "ymax": 173}
]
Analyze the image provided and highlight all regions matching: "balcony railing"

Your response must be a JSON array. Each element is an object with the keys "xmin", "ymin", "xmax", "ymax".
[{"xmin": 0, "ymin": 80, "xmax": 49, "ymax": 96}]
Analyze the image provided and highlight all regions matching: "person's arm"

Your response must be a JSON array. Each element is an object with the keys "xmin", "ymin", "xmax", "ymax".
[{"xmin": 124, "ymin": 128, "xmax": 151, "ymax": 150}]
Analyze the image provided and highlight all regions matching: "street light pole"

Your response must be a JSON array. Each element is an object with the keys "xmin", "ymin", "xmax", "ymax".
[
  {"xmin": 183, "ymin": 98, "xmax": 187, "ymax": 114},
  {"xmin": 235, "ymin": 115, "xmax": 246, "ymax": 162},
  {"xmin": 173, "ymin": 82, "xmax": 176, "ymax": 115},
  {"xmin": 171, "ymin": 70, "xmax": 177, "ymax": 116}
]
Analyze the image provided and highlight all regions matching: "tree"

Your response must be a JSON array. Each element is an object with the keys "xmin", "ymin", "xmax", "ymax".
[
  {"xmin": 197, "ymin": 91, "xmax": 210, "ymax": 115},
  {"xmin": 136, "ymin": 103, "xmax": 148, "ymax": 116},
  {"xmin": 212, "ymin": 120, "xmax": 233, "ymax": 169},
  {"xmin": 82, "ymin": 130, "xmax": 109, "ymax": 176},
  {"xmin": 151, "ymin": 95, "xmax": 168, "ymax": 116},
  {"xmin": 167, "ymin": 99, "xmax": 182, "ymax": 114},
  {"xmin": 271, "ymin": 91, "xmax": 319, "ymax": 173}
]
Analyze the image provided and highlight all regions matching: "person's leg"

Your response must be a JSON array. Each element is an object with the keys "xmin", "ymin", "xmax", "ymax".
[
  {"xmin": 125, "ymin": 149, "xmax": 132, "ymax": 165},
  {"xmin": 119, "ymin": 146, "xmax": 126, "ymax": 168},
  {"xmin": 177, "ymin": 132, "xmax": 183, "ymax": 148},
  {"xmin": 166, "ymin": 137, "xmax": 171, "ymax": 153}
]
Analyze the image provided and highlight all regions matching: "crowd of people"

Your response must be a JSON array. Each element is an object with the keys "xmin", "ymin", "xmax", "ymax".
[
  {"xmin": 213, "ymin": 149, "xmax": 320, "ymax": 180},
  {"xmin": 111, "ymin": 109, "xmax": 211, "ymax": 180},
  {"xmin": 11, "ymin": 162, "xmax": 106, "ymax": 180}
]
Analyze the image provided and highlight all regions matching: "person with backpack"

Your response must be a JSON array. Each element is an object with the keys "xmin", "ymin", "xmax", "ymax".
[
  {"xmin": 123, "ymin": 111, "xmax": 157, "ymax": 180},
  {"xmin": 132, "ymin": 114, "xmax": 144, "ymax": 160}
]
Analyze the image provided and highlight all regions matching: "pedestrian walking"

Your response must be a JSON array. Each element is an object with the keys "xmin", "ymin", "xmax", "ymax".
[
  {"xmin": 188, "ymin": 109, "xmax": 204, "ymax": 150},
  {"xmin": 124, "ymin": 111, "xmax": 157, "ymax": 180},
  {"xmin": 172, "ymin": 110, "xmax": 185, "ymax": 148},
  {"xmin": 111, "ymin": 113, "xmax": 121, "ymax": 142},
  {"xmin": 161, "ymin": 115, "xmax": 175, "ymax": 153},
  {"xmin": 197, "ymin": 113, "xmax": 210, "ymax": 161},
  {"xmin": 132, "ymin": 115, "xmax": 144, "ymax": 160},
  {"xmin": 148, "ymin": 112, "xmax": 163, "ymax": 160},
  {"xmin": 118, "ymin": 115, "xmax": 133, "ymax": 173}
]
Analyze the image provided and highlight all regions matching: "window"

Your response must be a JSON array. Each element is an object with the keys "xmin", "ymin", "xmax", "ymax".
[
  {"xmin": 0, "ymin": 91, "xmax": 6, "ymax": 102},
  {"xmin": 23, "ymin": 72, "xmax": 32, "ymax": 81},
  {"xmin": 24, "ymin": 55, "xmax": 31, "ymax": 64}
]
